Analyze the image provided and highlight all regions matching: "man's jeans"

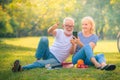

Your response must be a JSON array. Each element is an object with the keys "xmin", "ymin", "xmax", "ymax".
[
  {"xmin": 22, "ymin": 37, "xmax": 59, "ymax": 70},
  {"xmin": 72, "ymin": 44, "xmax": 106, "ymax": 65}
]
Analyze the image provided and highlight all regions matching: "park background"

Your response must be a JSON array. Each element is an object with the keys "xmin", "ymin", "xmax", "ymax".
[
  {"xmin": 0, "ymin": 0, "xmax": 120, "ymax": 80},
  {"xmin": 0, "ymin": 0, "xmax": 120, "ymax": 39}
]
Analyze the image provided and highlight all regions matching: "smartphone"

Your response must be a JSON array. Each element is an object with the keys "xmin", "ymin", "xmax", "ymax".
[{"xmin": 73, "ymin": 31, "xmax": 78, "ymax": 38}]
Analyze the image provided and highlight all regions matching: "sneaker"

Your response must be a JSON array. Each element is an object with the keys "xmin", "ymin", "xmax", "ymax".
[
  {"xmin": 101, "ymin": 64, "xmax": 116, "ymax": 71},
  {"xmin": 12, "ymin": 60, "xmax": 21, "ymax": 72}
]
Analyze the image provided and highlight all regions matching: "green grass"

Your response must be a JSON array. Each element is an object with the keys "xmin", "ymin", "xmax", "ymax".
[{"xmin": 0, "ymin": 37, "xmax": 120, "ymax": 80}]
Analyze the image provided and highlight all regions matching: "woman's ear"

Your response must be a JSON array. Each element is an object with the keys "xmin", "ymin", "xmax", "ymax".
[{"xmin": 90, "ymin": 25, "xmax": 93, "ymax": 31}]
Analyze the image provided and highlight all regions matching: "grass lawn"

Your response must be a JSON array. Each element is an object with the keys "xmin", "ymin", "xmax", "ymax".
[{"xmin": 0, "ymin": 37, "xmax": 120, "ymax": 80}]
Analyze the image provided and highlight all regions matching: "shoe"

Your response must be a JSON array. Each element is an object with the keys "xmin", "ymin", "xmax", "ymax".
[
  {"xmin": 101, "ymin": 64, "xmax": 116, "ymax": 71},
  {"xmin": 12, "ymin": 60, "xmax": 21, "ymax": 72}
]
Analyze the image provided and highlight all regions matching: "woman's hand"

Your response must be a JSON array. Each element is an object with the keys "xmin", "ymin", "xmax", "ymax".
[
  {"xmin": 74, "ymin": 37, "xmax": 83, "ymax": 47},
  {"xmin": 89, "ymin": 42, "xmax": 96, "ymax": 49}
]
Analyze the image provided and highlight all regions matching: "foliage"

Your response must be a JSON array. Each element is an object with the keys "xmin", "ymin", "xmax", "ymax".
[
  {"xmin": 0, "ymin": 0, "xmax": 120, "ymax": 39},
  {"xmin": 0, "ymin": 7, "xmax": 13, "ymax": 34}
]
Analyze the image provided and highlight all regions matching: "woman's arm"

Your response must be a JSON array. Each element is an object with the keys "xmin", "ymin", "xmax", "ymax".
[
  {"xmin": 75, "ymin": 38, "xmax": 96, "ymax": 49},
  {"xmin": 89, "ymin": 42, "xmax": 96, "ymax": 49},
  {"xmin": 75, "ymin": 38, "xmax": 84, "ymax": 47}
]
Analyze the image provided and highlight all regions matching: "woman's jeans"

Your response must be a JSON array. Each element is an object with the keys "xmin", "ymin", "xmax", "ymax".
[
  {"xmin": 22, "ymin": 37, "xmax": 59, "ymax": 70},
  {"xmin": 72, "ymin": 44, "xmax": 106, "ymax": 65}
]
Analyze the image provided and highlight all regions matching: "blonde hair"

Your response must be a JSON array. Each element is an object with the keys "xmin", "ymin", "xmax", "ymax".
[{"xmin": 81, "ymin": 16, "xmax": 95, "ymax": 34}]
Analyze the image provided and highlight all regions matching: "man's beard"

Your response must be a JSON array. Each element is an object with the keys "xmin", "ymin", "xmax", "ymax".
[{"xmin": 64, "ymin": 29, "xmax": 73, "ymax": 35}]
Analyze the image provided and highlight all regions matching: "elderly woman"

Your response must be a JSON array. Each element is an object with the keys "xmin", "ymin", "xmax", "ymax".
[{"xmin": 71, "ymin": 16, "xmax": 116, "ymax": 71}]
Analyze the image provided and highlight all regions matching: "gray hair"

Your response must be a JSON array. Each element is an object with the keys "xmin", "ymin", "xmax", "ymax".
[{"xmin": 63, "ymin": 17, "xmax": 74, "ymax": 24}]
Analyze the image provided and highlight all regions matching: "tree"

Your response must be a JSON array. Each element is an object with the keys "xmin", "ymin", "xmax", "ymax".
[{"xmin": 0, "ymin": 8, "xmax": 13, "ymax": 35}]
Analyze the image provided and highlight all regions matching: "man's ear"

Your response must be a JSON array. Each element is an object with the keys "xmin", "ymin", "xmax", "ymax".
[{"xmin": 62, "ymin": 24, "xmax": 64, "ymax": 28}]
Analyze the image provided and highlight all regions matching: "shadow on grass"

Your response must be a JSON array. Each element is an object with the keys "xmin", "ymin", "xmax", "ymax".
[
  {"xmin": 0, "ymin": 42, "xmax": 36, "ymax": 62},
  {"xmin": 0, "ymin": 43, "xmax": 36, "ymax": 80},
  {"xmin": 0, "ymin": 43, "xmax": 36, "ymax": 51},
  {"xmin": 0, "ymin": 43, "xmax": 36, "ymax": 62}
]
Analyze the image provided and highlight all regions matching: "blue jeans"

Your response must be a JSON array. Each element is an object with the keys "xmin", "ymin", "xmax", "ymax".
[
  {"xmin": 72, "ymin": 44, "xmax": 106, "ymax": 65},
  {"xmin": 22, "ymin": 37, "xmax": 60, "ymax": 70}
]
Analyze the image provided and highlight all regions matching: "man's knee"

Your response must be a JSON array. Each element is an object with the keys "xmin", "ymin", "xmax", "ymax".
[{"xmin": 40, "ymin": 37, "xmax": 48, "ymax": 44}]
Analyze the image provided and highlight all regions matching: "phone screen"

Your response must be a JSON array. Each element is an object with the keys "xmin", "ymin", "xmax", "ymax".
[{"xmin": 73, "ymin": 31, "xmax": 78, "ymax": 38}]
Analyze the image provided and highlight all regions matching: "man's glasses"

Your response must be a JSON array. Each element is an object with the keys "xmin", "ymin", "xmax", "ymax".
[{"xmin": 64, "ymin": 25, "xmax": 74, "ymax": 28}]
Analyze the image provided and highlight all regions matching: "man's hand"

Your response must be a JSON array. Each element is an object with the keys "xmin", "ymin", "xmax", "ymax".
[
  {"xmin": 47, "ymin": 23, "xmax": 59, "ymax": 36},
  {"xmin": 70, "ymin": 38, "xmax": 76, "ymax": 46},
  {"xmin": 53, "ymin": 23, "xmax": 59, "ymax": 29},
  {"xmin": 69, "ymin": 38, "xmax": 76, "ymax": 54},
  {"xmin": 73, "ymin": 37, "xmax": 83, "ymax": 47}
]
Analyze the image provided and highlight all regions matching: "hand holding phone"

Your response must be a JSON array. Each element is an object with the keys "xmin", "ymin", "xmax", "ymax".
[{"xmin": 73, "ymin": 31, "xmax": 78, "ymax": 39}]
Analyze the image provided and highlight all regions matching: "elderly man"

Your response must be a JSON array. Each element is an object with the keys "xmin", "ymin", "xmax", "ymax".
[{"xmin": 12, "ymin": 17, "xmax": 75, "ymax": 72}]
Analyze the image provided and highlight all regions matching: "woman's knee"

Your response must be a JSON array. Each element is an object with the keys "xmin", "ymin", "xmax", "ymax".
[
  {"xmin": 83, "ymin": 44, "xmax": 92, "ymax": 50},
  {"xmin": 96, "ymin": 53, "xmax": 104, "ymax": 57},
  {"xmin": 95, "ymin": 53, "xmax": 105, "ymax": 61}
]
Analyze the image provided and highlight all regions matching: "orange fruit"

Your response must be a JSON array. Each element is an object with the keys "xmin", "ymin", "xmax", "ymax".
[{"xmin": 77, "ymin": 59, "xmax": 84, "ymax": 65}]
